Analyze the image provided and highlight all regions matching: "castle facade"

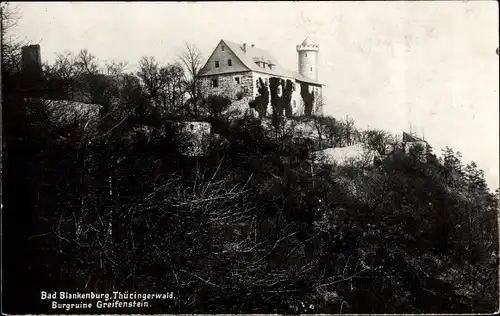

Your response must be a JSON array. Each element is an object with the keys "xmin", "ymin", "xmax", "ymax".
[{"xmin": 199, "ymin": 37, "xmax": 324, "ymax": 116}]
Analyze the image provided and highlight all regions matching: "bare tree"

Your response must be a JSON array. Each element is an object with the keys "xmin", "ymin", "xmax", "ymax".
[
  {"xmin": 104, "ymin": 59, "xmax": 128, "ymax": 76},
  {"xmin": 342, "ymin": 116, "xmax": 356, "ymax": 146},
  {"xmin": 160, "ymin": 63, "xmax": 186, "ymax": 114},
  {"xmin": 75, "ymin": 49, "xmax": 100, "ymax": 75},
  {"xmin": 137, "ymin": 56, "xmax": 187, "ymax": 116},
  {"xmin": 177, "ymin": 42, "xmax": 203, "ymax": 116},
  {"xmin": 310, "ymin": 115, "xmax": 327, "ymax": 150},
  {"xmin": 360, "ymin": 128, "xmax": 396, "ymax": 156},
  {"xmin": 46, "ymin": 49, "xmax": 118, "ymax": 104},
  {"xmin": 137, "ymin": 56, "xmax": 164, "ymax": 107},
  {"xmin": 314, "ymin": 93, "xmax": 324, "ymax": 115},
  {"xmin": 1, "ymin": 2, "xmax": 25, "ymax": 73},
  {"xmin": 48, "ymin": 51, "xmax": 84, "ymax": 99},
  {"xmin": 1, "ymin": 2, "xmax": 21, "ymax": 43}
]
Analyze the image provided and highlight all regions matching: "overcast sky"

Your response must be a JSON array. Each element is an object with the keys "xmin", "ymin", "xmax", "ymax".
[{"xmin": 12, "ymin": 1, "xmax": 499, "ymax": 190}]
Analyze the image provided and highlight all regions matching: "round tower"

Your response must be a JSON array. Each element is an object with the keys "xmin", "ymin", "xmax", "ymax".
[{"xmin": 296, "ymin": 36, "xmax": 319, "ymax": 81}]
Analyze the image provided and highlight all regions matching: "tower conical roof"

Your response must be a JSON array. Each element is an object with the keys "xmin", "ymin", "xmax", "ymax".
[{"xmin": 301, "ymin": 36, "xmax": 312, "ymax": 46}]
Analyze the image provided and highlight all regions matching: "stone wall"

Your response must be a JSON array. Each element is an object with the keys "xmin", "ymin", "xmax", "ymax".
[
  {"xmin": 200, "ymin": 71, "xmax": 253, "ymax": 101},
  {"xmin": 200, "ymin": 71, "xmax": 323, "ymax": 117},
  {"xmin": 174, "ymin": 121, "xmax": 212, "ymax": 157},
  {"xmin": 252, "ymin": 72, "xmax": 307, "ymax": 116}
]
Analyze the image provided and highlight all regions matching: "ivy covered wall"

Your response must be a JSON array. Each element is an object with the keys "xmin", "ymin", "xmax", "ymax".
[
  {"xmin": 300, "ymin": 82, "xmax": 316, "ymax": 117},
  {"xmin": 248, "ymin": 77, "xmax": 269, "ymax": 118},
  {"xmin": 249, "ymin": 74, "xmax": 322, "ymax": 118}
]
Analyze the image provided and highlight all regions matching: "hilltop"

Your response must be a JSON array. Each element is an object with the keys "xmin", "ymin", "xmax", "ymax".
[{"xmin": 2, "ymin": 40, "xmax": 498, "ymax": 314}]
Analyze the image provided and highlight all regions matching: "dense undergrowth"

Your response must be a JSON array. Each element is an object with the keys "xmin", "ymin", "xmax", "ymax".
[
  {"xmin": 3, "ymin": 93, "xmax": 499, "ymax": 314},
  {"xmin": 2, "ymin": 30, "xmax": 498, "ymax": 312}
]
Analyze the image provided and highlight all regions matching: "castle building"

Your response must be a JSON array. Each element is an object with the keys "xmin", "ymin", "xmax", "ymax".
[{"xmin": 199, "ymin": 37, "xmax": 324, "ymax": 116}]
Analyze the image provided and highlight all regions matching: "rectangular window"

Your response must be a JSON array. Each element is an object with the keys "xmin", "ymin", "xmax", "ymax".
[
  {"xmin": 293, "ymin": 100, "xmax": 296, "ymax": 108},
  {"xmin": 228, "ymin": 59, "xmax": 232, "ymax": 66},
  {"xmin": 235, "ymin": 77, "xmax": 240, "ymax": 84},
  {"xmin": 305, "ymin": 53, "xmax": 308, "ymax": 57},
  {"xmin": 310, "ymin": 67, "xmax": 312, "ymax": 71},
  {"xmin": 215, "ymin": 61, "xmax": 219, "ymax": 68},
  {"xmin": 221, "ymin": 45, "xmax": 225, "ymax": 51},
  {"xmin": 211, "ymin": 78, "xmax": 218, "ymax": 88}
]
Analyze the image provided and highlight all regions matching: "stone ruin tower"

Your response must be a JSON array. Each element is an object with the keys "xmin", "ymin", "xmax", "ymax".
[
  {"xmin": 21, "ymin": 44, "xmax": 43, "ymax": 97},
  {"xmin": 21, "ymin": 44, "xmax": 42, "ymax": 75},
  {"xmin": 296, "ymin": 36, "xmax": 319, "ymax": 81}
]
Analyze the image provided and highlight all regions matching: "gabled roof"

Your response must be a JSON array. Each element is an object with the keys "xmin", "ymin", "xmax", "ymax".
[
  {"xmin": 200, "ymin": 39, "xmax": 322, "ymax": 85},
  {"xmin": 403, "ymin": 131, "xmax": 428, "ymax": 144}
]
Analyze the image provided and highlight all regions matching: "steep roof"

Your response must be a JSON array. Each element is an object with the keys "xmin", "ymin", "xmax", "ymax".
[
  {"xmin": 402, "ymin": 131, "xmax": 428, "ymax": 144},
  {"xmin": 301, "ymin": 36, "xmax": 312, "ymax": 46},
  {"xmin": 200, "ymin": 39, "xmax": 322, "ymax": 85}
]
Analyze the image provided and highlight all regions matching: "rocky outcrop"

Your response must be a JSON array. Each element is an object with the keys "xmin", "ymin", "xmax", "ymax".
[{"xmin": 312, "ymin": 143, "xmax": 380, "ymax": 167}]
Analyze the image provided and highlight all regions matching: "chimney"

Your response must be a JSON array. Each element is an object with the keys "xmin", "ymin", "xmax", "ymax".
[{"xmin": 242, "ymin": 43, "xmax": 247, "ymax": 53}]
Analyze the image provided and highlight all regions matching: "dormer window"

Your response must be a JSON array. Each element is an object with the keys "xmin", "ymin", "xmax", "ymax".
[
  {"xmin": 215, "ymin": 61, "xmax": 220, "ymax": 68},
  {"xmin": 228, "ymin": 59, "xmax": 232, "ymax": 66}
]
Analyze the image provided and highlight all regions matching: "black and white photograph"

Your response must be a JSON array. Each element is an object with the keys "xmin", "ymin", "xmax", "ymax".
[{"xmin": 1, "ymin": 1, "xmax": 499, "ymax": 314}]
